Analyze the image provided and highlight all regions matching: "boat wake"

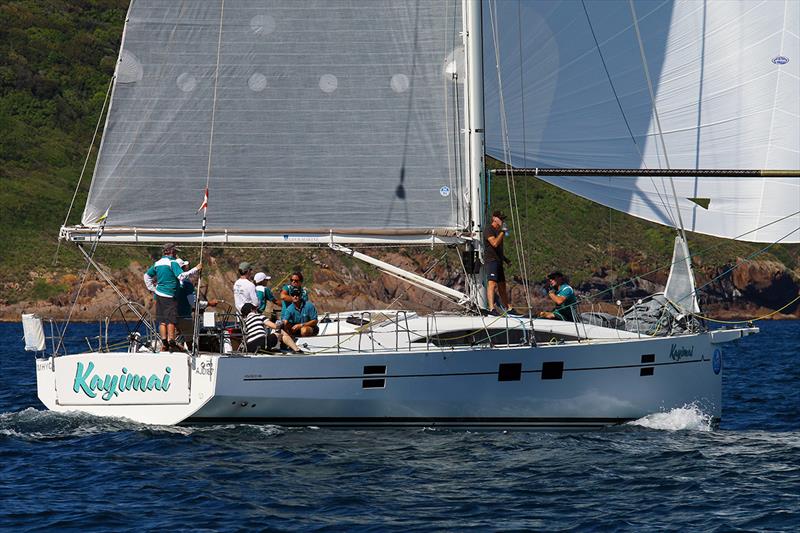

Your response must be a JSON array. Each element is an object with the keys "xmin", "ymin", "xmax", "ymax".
[
  {"xmin": 627, "ymin": 404, "xmax": 713, "ymax": 432},
  {"xmin": 0, "ymin": 408, "xmax": 286, "ymax": 440}
]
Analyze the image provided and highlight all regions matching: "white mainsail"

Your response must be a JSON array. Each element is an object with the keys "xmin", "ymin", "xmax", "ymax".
[
  {"xmin": 484, "ymin": 0, "xmax": 799, "ymax": 243},
  {"xmin": 81, "ymin": 0, "xmax": 468, "ymax": 242}
]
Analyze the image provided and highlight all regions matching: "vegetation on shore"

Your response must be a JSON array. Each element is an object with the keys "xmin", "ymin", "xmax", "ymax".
[{"xmin": 1, "ymin": 1, "xmax": 797, "ymax": 313}]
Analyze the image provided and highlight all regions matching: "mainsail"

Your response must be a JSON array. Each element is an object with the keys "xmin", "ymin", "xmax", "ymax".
[
  {"xmin": 484, "ymin": 0, "xmax": 800, "ymax": 243},
  {"xmin": 80, "ymin": 0, "xmax": 467, "ymax": 242}
]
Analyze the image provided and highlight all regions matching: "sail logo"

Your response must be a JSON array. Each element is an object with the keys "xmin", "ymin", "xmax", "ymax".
[
  {"xmin": 669, "ymin": 344, "xmax": 694, "ymax": 361},
  {"xmin": 439, "ymin": 186, "xmax": 451, "ymax": 197},
  {"xmin": 72, "ymin": 361, "xmax": 172, "ymax": 401},
  {"xmin": 771, "ymin": 56, "xmax": 789, "ymax": 65}
]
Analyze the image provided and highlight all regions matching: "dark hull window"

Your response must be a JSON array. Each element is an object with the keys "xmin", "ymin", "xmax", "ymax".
[{"xmin": 416, "ymin": 328, "xmax": 530, "ymax": 348}]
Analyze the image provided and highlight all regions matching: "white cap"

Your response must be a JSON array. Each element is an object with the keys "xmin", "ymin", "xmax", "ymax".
[
  {"xmin": 177, "ymin": 258, "xmax": 189, "ymax": 267},
  {"xmin": 254, "ymin": 272, "xmax": 271, "ymax": 283}
]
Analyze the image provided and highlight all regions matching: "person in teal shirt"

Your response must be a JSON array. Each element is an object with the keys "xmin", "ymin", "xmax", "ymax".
[
  {"xmin": 143, "ymin": 244, "xmax": 201, "ymax": 351},
  {"xmin": 254, "ymin": 271, "xmax": 277, "ymax": 314},
  {"xmin": 538, "ymin": 271, "xmax": 577, "ymax": 321},
  {"xmin": 281, "ymin": 286, "xmax": 319, "ymax": 337},
  {"xmin": 280, "ymin": 271, "xmax": 308, "ymax": 313}
]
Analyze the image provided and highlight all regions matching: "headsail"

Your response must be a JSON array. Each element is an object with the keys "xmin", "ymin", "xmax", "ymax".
[
  {"xmin": 78, "ymin": 0, "xmax": 467, "ymax": 243},
  {"xmin": 664, "ymin": 236, "xmax": 700, "ymax": 314},
  {"xmin": 484, "ymin": 0, "xmax": 799, "ymax": 243}
]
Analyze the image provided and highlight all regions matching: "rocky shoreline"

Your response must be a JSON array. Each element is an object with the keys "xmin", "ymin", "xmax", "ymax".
[{"xmin": 3, "ymin": 251, "xmax": 798, "ymax": 323}]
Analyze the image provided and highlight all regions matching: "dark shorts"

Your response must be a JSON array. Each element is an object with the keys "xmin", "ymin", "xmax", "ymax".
[
  {"xmin": 156, "ymin": 294, "xmax": 178, "ymax": 324},
  {"xmin": 246, "ymin": 333, "xmax": 278, "ymax": 353},
  {"xmin": 486, "ymin": 260, "xmax": 505, "ymax": 283},
  {"xmin": 554, "ymin": 307, "xmax": 576, "ymax": 322}
]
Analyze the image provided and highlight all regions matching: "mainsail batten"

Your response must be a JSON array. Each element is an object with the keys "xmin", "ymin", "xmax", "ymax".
[{"xmin": 82, "ymin": 0, "xmax": 467, "ymax": 242}]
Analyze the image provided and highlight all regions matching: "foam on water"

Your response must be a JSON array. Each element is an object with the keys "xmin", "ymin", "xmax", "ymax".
[
  {"xmin": 627, "ymin": 404, "xmax": 713, "ymax": 431},
  {"xmin": 0, "ymin": 407, "xmax": 286, "ymax": 440}
]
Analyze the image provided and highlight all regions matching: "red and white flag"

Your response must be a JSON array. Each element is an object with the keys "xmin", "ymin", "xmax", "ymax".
[{"xmin": 197, "ymin": 187, "xmax": 208, "ymax": 214}]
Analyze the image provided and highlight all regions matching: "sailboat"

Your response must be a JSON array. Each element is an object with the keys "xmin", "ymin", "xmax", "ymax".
[{"xmin": 26, "ymin": 0, "xmax": 798, "ymax": 427}]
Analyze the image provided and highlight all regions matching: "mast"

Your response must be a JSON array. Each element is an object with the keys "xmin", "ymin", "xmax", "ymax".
[{"xmin": 464, "ymin": 0, "xmax": 487, "ymax": 308}]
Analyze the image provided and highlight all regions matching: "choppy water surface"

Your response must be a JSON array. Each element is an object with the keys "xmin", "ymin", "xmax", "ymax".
[{"xmin": 1, "ymin": 321, "xmax": 798, "ymax": 531}]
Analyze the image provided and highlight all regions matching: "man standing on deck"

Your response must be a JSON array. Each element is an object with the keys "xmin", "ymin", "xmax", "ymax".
[
  {"xmin": 143, "ymin": 243, "xmax": 201, "ymax": 352},
  {"xmin": 484, "ymin": 210, "xmax": 513, "ymax": 315},
  {"xmin": 233, "ymin": 262, "xmax": 259, "ymax": 314}
]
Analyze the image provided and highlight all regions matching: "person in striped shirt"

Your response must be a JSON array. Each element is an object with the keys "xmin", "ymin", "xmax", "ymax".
[{"xmin": 241, "ymin": 303, "xmax": 302, "ymax": 354}]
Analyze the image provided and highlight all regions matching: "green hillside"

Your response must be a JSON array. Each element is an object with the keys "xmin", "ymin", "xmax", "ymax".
[
  {"xmin": 1, "ymin": 1, "xmax": 797, "ymax": 305},
  {"xmin": 0, "ymin": 1, "xmax": 129, "ymax": 280}
]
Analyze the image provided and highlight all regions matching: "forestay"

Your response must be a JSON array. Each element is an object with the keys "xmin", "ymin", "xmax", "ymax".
[
  {"xmin": 484, "ymin": 0, "xmax": 799, "ymax": 243},
  {"xmin": 80, "ymin": 0, "xmax": 467, "ymax": 242}
]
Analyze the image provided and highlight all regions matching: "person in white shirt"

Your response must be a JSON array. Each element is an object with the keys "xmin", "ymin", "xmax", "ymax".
[{"xmin": 233, "ymin": 261, "xmax": 259, "ymax": 313}]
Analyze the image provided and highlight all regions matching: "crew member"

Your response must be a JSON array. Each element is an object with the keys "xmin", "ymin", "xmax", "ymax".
[
  {"xmin": 143, "ymin": 243, "xmax": 201, "ymax": 351},
  {"xmin": 484, "ymin": 210, "xmax": 512, "ymax": 315},
  {"xmin": 254, "ymin": 271, "xmax": 277, "ymax": 314},
  {"xmin": 281, "ymin": 286, "xmax": 319, "ymax": 337},
  {"xmin": 280, "ymin": 271, "xmax": 309, "ymax": 313},
  {"xmin": 241, "ymin": 303, "xmax": 303, "ymax": 354},
  {"xmin": 539, "ymin": 271, "xmax": 577, "ymax": 321},
  {"xmin": 175, "ymin": 258, "xmax": 218, "ymax": 349},
  {"xmin": 233, "ymin": 261, "xmax": 259, "ymax": 313}
]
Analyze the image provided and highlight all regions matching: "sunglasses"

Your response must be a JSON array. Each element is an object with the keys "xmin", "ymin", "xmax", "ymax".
[{"xmin": 290, "ymin": 278, "xmax": 301, "ymax": 283}]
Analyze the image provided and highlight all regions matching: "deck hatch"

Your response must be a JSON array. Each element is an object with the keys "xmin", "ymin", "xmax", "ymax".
[
  {"xmin": 363, "ymin": 365, "xmax": 386, "ymax": 375},
  {"xmin": 362, "ymin": 378, "xmax": 385, "ymax": 389},
  {"xmin": 498, "ymin": 363, "xmax": 522, "ymax": 381},
  {"xmin": 541, "ymin": 361, "xmax": 564, "ymax": 380}
]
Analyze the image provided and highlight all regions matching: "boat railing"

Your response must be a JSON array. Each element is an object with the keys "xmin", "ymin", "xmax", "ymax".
[
  {"xmin": 357, "ymin": 312, "xmax": 374, "ymax": 352},
  {"xmin": 396, "ymin": 311, "xmax": 412, "ymax": 351}
]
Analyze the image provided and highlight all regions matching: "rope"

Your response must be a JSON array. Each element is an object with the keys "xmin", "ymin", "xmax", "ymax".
[{"xmin": 693, "ymin": 294, "xmax": 800, "ymax": 324}]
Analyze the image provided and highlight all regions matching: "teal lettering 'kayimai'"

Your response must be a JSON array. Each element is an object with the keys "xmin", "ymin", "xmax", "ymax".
[{"xmin": 73, "ymin": 362, "xmax": 172, "ymax": 401}]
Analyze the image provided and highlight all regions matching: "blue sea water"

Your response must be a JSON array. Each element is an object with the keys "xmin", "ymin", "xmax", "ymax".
[{"xmin": 1, "ymin": 320, "xmax": 798, "ymax": 531}]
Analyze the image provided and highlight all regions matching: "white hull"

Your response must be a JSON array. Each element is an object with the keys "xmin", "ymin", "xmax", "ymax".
[{"xmin": 35, "ymin": 319, "xmax": 751, "ymax": 428}]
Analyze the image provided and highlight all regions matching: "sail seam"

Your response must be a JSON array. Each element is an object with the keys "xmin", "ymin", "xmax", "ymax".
[{"xmin": 756, "ymin": 0, "xmax": 790, "ymax": 242}]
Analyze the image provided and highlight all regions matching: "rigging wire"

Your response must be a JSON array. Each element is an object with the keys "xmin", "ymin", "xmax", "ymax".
[
  {"xmin": 628, "ymin": 0, "xmax": 689, "ymax": 243},
  {"xmin": 54, "ymin": 76, "xmax": 115, "ymax": 266},
  {"xmin": 488, "ymin": 0, "xmax": 533, "ymax": 312},
  {"xmin": 693, "ymin": 294, "xmax": 800, "ymax": 324},
  {"xmin": 577, "ymin": 220, "xmax": 800, "ymax": 321},
  {"xmin": 516, "ymin": 0, "xmax": 530, "ymax": 246},
  {"xmin": 193, "ymin": 0, "xmax": 226, "ymax": 353},
  {"xmin": 579, "ymin": 0, "xmax": 678, "ymax": 230}
]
